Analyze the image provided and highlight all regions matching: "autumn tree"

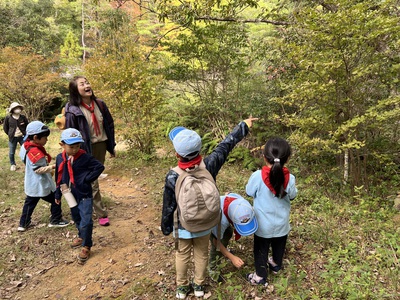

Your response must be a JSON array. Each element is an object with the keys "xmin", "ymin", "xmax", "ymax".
[{"xmin": 0, "ymin": 47, "xmax": 63, "ymax": 120}]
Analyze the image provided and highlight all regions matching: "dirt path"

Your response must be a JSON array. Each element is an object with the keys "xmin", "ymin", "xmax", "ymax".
[{"xmin": 7, "ymin": 174, "xmax": 176, "ymax": 300}]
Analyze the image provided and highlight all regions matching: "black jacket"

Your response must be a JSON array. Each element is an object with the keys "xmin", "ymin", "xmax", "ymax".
[
  {"xmin": 3, "ymin": 115, "xmax": 28, "ymax": 141},
  {"xmin": 64, "ymin": 99, "xmax": 116, "ymax": 155},
  {"xmin": 161, "ymin": 121, "xmax": 250, "ymax": 236}
]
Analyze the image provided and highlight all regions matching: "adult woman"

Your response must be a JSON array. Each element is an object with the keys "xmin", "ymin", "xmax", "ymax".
[
  {"xmin": 65, "ymin": 76, "xmax": 116, "ymax": 226},
  {"xmin": 3, "ymin": 102, "xmax": 29, "ymax": 171}
]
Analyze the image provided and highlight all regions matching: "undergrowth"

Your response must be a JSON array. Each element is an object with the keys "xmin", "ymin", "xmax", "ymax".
[{"xmin": 0, "ymin": 129, "xmax": 399, "ymax": 299}]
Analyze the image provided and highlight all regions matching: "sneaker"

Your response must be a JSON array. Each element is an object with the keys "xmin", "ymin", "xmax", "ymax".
[
  {"xmin": 176, "ymin": 285, "xmax": 190, "ymax": 299},
  {"xmin": 17, "ymin": 221, "xmax": 32, "ymax": 232},
  {"xmin": 10, "ymin": 165, "xmax": 16, "ymax": 171},
  {"xmin": 268, "ymin": 257, "xmax": 280, "ymax": 274},
  {"xmin": 246, "ymin": 272, "xmax": 268, "ymax": 287},
  {"xmin": 70, "ymin": 237, "xmax": 83, "ymax": 249},
  {"xmin": 48, "ymin": 219, "xmax": 70, "ymax": 228},
  {"xmin": 99, "ymin": 217, "xmax": 110, "ymax": 226},
  {"xmin": 77, "ymin": 246, "xmax": 90, "ymax": 263},
  {"xmin": 192, "ymin": 283, "xmax": 204, "ymax": 298}
]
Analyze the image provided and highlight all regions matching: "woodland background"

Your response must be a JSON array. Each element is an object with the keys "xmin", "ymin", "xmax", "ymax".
[{"xmin": 0, "ymin": 0, "xmax": 399, "ymax": 299}]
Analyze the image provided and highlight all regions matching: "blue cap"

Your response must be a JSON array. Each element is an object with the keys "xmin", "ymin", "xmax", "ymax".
[
  {"xmin": 227, "ymin": 194, "xmax": 258, "ymax": 236},
  {"xmin": 24, "ymin": 121, "xmax": 50, "ymax": 141},
  {"xmin": 61, "ymin": 128, "xmax": 84, "ymax": 145},
  {"xmin": 169, "ymin": 126, "xmax": 202, "ymax": 160}
]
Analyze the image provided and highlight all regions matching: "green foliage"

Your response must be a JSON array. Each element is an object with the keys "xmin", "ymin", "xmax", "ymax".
[
  {"xmin": 60, "ymin": 31, "xmax": 82, "ymax": 65},
  {"xmin": 266, "ymin": 0, "xmax": 400, "ymax": 191},
  {"xmin": 160, "ymin": 20, "xmax": 265, "ymax": 136},
  {"xmin": 0, "ymin": 0, "xmax": 81, "ymax": 55},
  {"xmin": 83, "ymin": 17, "xmax": 165, "ymax": 154}
]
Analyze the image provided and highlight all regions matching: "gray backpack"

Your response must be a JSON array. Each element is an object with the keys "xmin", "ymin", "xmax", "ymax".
[{"xmin": 173, "ymin": 161, "xmax": 220, "ymax": 233}]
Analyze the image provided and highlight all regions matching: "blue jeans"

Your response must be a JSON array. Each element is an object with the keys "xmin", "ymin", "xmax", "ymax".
[
  {"xmin": 19, "ymin": 192, "xmax": 63, "ymax": 227},
  {"xmin": 70, "ymin": 198, "xmax": 93, "ymax": 248},
  {"xmin": 9, "ymin": 136, "xmax": 24, "ymax": 165}
]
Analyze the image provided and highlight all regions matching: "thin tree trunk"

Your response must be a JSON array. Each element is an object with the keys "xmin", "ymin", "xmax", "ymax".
[
  {"xmin": 343, "ymin": 149, "xmax": 349, "ymax": 185},
  {"xmin": 81, "ymin": 0, "xmax": 86, "ymax": 64}
]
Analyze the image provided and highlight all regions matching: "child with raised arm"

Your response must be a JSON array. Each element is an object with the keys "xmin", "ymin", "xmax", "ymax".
[
  {"xmin": 55, "ymin": 128, "xmax": 104, "ymax": 264},
  {"xmin": 17, "ymin": 121, "xmax": 69, "ymax": 232},
  {"xmin": 246, "ymin": 137, "xmax": 298, "ymax": 286},
  {"xmin": 161, "ymin": 117, "xmax": 257, "ymax": 299},
  {"xmin": 209, "ymin": 193, "xmax": 258, "ymax": 282}
]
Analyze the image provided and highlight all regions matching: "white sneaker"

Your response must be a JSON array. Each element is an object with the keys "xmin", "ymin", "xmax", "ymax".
[
  {"xmin": 17, "ymin": 226, "xmax": 26, "ymax": 232},
  {"xmin": 10, "ymin": 165, "xmax": 16, "ymax": 171}
]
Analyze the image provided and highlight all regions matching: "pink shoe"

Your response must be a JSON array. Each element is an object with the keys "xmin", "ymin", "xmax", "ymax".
[{"xmin": 99, "ymin": 217, "xmax": 110, "ymax": 226}]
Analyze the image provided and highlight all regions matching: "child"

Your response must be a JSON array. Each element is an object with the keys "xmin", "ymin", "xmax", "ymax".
[
  {"xmin": 245, "ymin": 137, "xmax": 298, "ymax": 286},
  {"xmin": 55, "ymin": 128, "xmax": 104, "ymax": 263},
  {"xmin": 18, "ymin": 121, "xmax": 69, "ymax": 232},
  {"xmin": 3, "ymin": 102, "xmax": 29, "ymax": 171},
  {"xmin": 209, "ymin": 193, "xmax": 258, "ymax": 282},
  {"xmin": 161, "ymin": 117, "xmax": 257, "ymax": 299}
]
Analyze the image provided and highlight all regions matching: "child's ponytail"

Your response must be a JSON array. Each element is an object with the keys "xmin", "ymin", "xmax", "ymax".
[{"xmin": 263, "ymin": 138, "xmax": 291, "ymax": 198}]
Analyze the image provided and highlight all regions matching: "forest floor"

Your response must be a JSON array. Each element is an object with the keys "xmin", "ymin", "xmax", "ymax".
[
  {"xmin": 1, "ymin": 139, "xmax": 399, "ymax": 300},
  {"xmin": 1, "ymin": 168, "xmax": 180, "ymax": 300}
]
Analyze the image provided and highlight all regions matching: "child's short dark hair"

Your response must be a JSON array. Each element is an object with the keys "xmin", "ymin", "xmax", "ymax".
[
  {"xmin": 179, "ymin": 151, "xmax": 200, "ymax": 162},
  {"xmin": 27, "ymin": 126, "xmax": 50, "ymax": 141}
]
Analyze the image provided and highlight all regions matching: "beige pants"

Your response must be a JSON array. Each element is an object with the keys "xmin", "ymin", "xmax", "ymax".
[
  {"xmin": 175, "ymin": 233, "xmax": 210, "ymax": 286},
  {"xmin": 91, "ymin": 141, "xmax": 107, "ymax": 218}
]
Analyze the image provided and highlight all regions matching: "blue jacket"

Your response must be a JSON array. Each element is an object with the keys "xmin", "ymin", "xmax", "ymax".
[
  {"xmin": 161, "ymin": 121, "xmax": 250, "ymax": 236},
  {"xmin": 19, "ymin": 145, "xmax": 55, "ymax": 197},
  {"xmin": 54, "ymin": 152, "xmax": 105, "ymax": 201},
  {"xmin": 246, "ymin": 170, "xmax": 297, "ymax": 238},
  {"xmin": 64, "ymin": 99, "xmax": 116, "ymax": 155}
]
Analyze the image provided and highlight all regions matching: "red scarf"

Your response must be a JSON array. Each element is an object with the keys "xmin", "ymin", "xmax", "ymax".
[
  {"xmin": 24, "ymin": 140, "xmax": 51, "ymax": 164},
  {"xmin": 81, "ymin": 100, "xmax": 101, "ymax": 136},
  {"xmin": 57, "ymin": 149, "xmax": 85, "ymax": 186},
  {"xmin": 223, "ymin": 196, "xmax": 242, "ymax": 241},
  {"xmin": 177, "ymin": 155, "xmax": 202, "ymax": 170},
  {"xmin": 261, "ymin": 166, "xmax": 290, "ymax": 195}
]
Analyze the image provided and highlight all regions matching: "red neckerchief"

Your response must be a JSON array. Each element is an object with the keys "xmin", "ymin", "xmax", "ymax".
[
  {"xmin": 177, "ymin": 155, "xmax": 202, "ymax": 170},
  {"xmin": 81, "ymin": 100, "xmax": 101, "ymax": 136},
  {"xmin": 57, "ymin": 149, "xmax": 85, "ymax": 186},
  {"xmin": 261, "ymin": 166, "xmax": 290, "ymax": 195},
  {"xmin": 24, "ymin": 140, "xmax": 51, "ymax": 164},
  {"xmin": 223, "ymin": 196, "xmax": 242, "ymax": 241}
]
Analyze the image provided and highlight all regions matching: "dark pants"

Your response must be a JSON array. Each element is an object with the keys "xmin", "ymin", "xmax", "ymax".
[
  {"xmin": 8, "ymin": 136, "xmax": 24, "ymax": 165},
  {"xmin": 91, "ymin": 141, "xmax": 107, "ymax": 218},
  {"xmin": 253, "ymin": 234, "xmax": 288, "ymax": 278},
  {"xmin": 19, "ymin": 192, "xmax": 62, "ymax": 227},
  {"xmin": 70, "ymin": 198, "xmax": 93, "ymax": 248},
  {"xmin": 209, "ymin": 226, "xmax": 234, "ymax": 270}
]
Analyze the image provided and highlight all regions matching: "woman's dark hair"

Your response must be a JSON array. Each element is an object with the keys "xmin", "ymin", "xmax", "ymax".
[
  {"xmin": 263, "ymin": 137, "xmax": 291, "ymax": 198},
  {"xmin": 68, "ymin": 76, "xmax": 96, "ymax": 106}
]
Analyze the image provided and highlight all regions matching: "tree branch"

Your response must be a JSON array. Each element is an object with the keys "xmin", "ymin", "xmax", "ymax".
[{"xmin": 195, "ymin": 16, "xmax": 289, "ymax": 26}]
